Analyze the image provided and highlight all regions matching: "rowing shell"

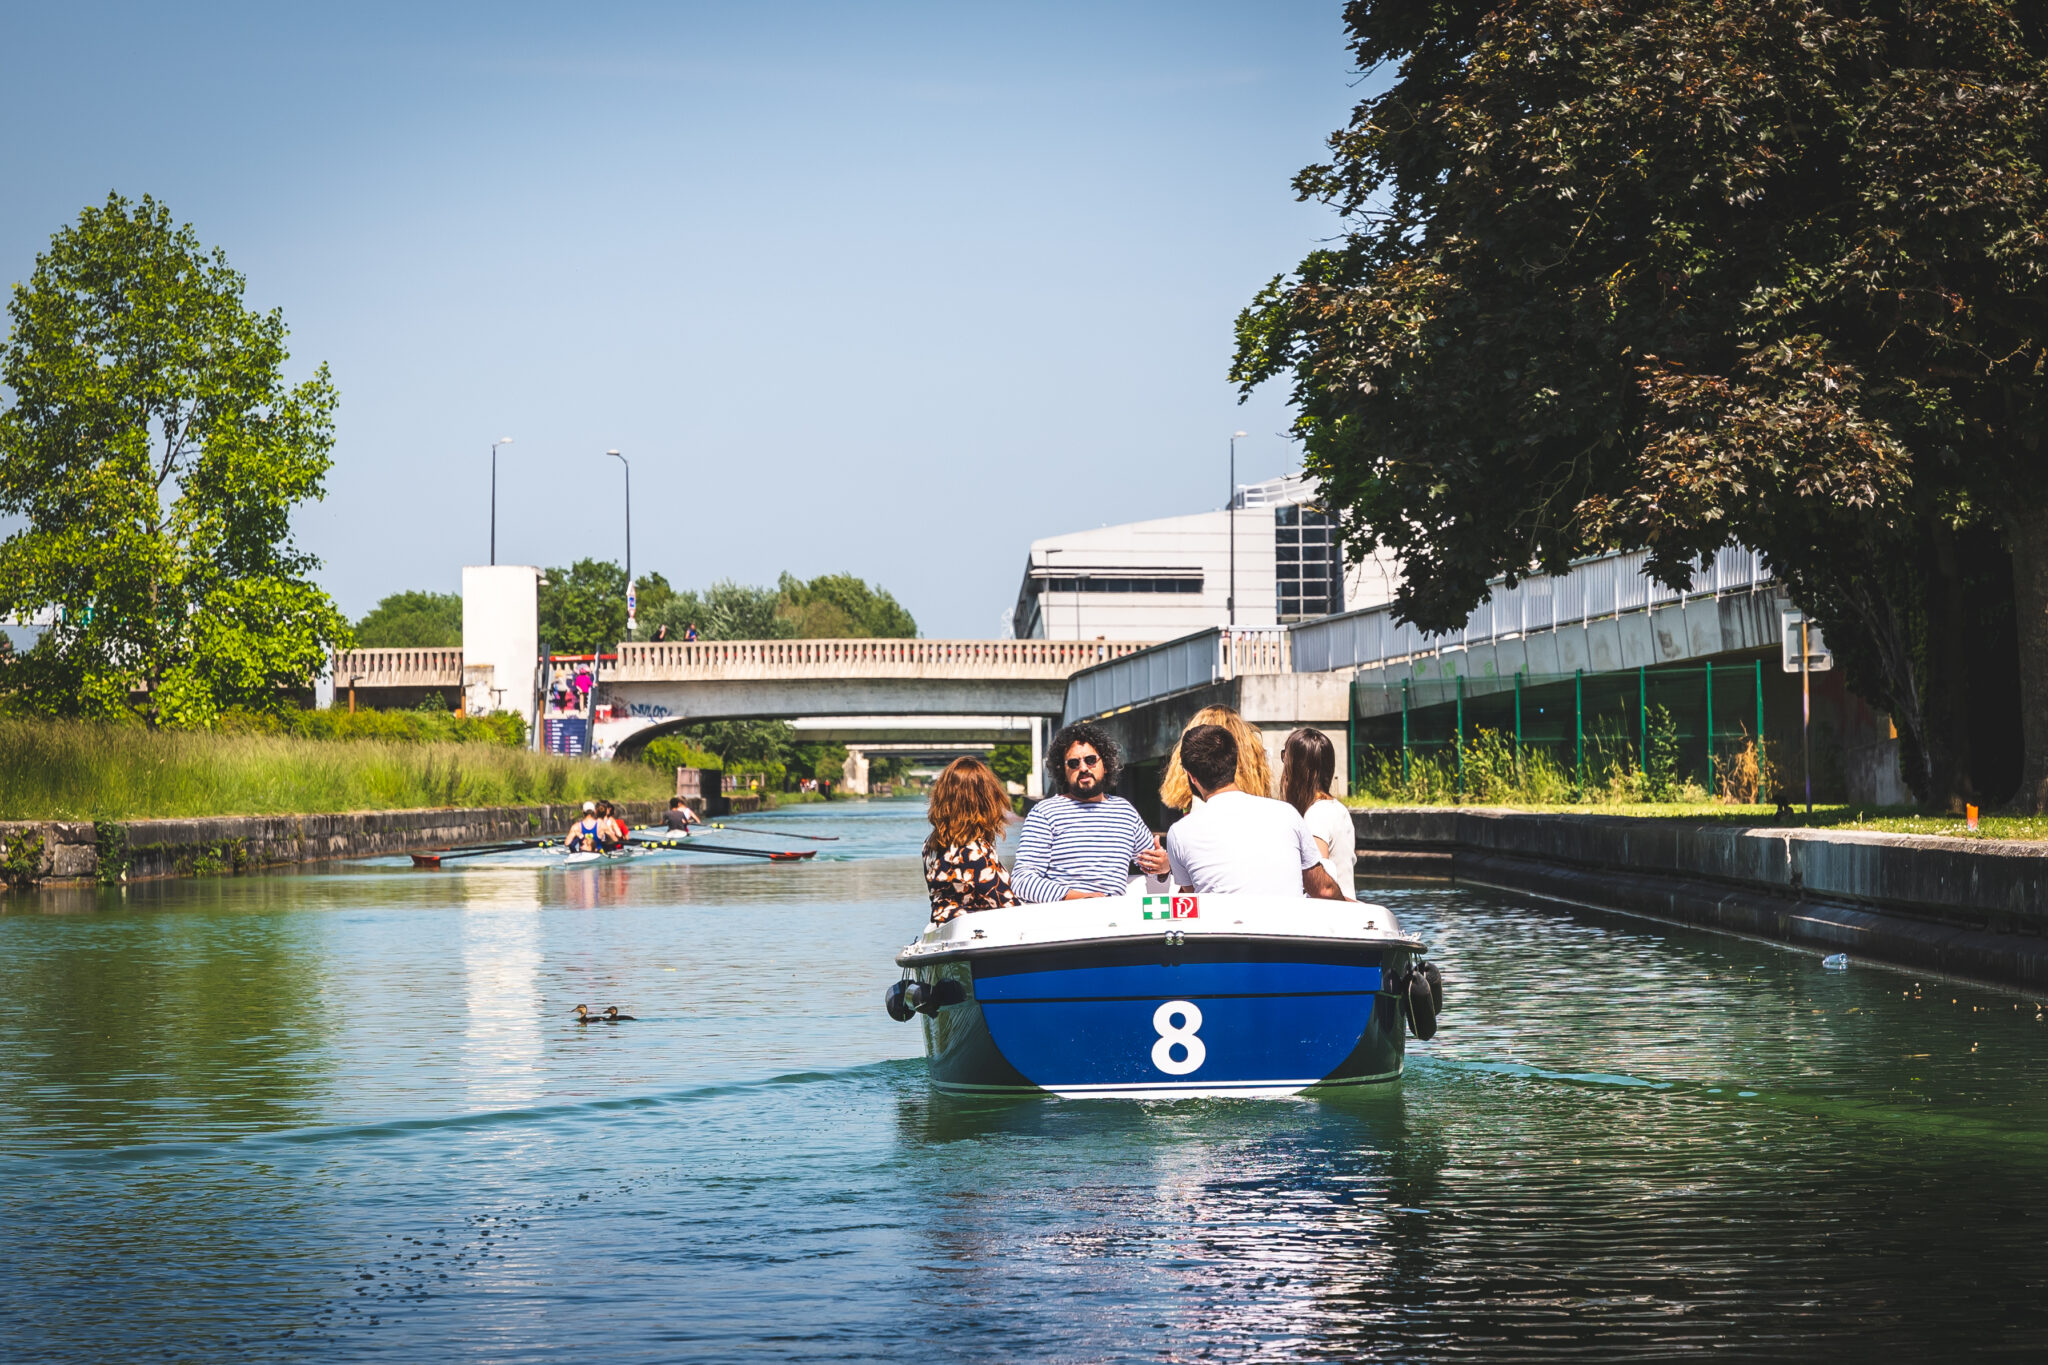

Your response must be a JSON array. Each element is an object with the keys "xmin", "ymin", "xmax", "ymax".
[{"xmin": 559, "ymin": 847, "xmax": 646, "ymax": 866}]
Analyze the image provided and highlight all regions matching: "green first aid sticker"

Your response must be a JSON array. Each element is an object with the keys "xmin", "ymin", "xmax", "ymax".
[{"xmin": 1141, "ymin": 896, "xmax": 1198, "ymax": 920}]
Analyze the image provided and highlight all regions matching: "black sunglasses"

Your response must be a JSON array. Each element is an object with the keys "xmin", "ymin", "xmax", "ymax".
[{"xmin": 1064, "ymin": 754, "xmax": 1102, "ymax": 770}]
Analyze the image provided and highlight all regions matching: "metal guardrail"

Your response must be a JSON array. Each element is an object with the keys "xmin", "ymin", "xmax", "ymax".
[
  {"xmin": 1064, "ymin": 628, "xmax": 1290, "ymax": 724},
  {"xmin": 1061, "ymin": 548, "xmax": 1775, "ymax": 723},
  {"xmin": 330, "ymin": 647, "xmax": 465, "ymax": 686},
  {"xmin": 608, "ymin": 637, "xmax": 1157, "ymax": 682},
  {"xmin": 1289, "ymin": 546, "xmax": 1772, "ymax": 674}
]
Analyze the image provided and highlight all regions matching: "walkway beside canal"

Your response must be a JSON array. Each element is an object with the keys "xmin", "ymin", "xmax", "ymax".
[{"xmin": 1355, "ymin": 807, "xmax": 2048, "ymax": 994}]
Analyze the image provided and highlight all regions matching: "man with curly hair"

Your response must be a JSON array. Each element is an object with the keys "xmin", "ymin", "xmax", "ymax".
[{"xmin": 1012, "ymin": 722, "xmax": 1169, "ymax": 902}]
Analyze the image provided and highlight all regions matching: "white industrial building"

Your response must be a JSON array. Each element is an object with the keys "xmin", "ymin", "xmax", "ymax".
[{"xmin": 1011, "ymin": 473, "xmax": 1401, "ymax": 640}]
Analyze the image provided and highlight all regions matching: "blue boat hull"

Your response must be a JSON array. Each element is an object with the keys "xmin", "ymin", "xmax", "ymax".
[{"xmin": 916, "ymin": 937, "xmax": 1412, "ymax": 1098}]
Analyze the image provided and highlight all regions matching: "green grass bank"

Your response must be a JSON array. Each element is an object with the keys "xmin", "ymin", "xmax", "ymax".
[{"xmin": 0, "ymin": 719, "xmax": 671, "ymax": 821}]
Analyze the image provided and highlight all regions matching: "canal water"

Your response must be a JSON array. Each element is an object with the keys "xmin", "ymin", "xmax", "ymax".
[{"xmin": 4, "ymin": 799, "xmax": 2046, "ymax": 1361}]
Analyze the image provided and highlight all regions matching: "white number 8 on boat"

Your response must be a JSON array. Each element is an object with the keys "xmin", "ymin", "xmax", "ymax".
[{"xmin": 1150, "ymin": 1000, "xmax": 1206, "ymax": 1075}]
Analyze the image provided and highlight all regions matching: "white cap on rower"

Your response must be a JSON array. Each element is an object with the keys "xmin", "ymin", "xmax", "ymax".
[{"xmin": 582, "ymin": 801, "xmax": 596, "ymax": 812}]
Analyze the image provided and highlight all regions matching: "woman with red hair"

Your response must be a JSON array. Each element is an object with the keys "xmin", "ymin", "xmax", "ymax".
[{"xmin": 923, "ymin": 756, "xmax": 1020, "ymax": 923}]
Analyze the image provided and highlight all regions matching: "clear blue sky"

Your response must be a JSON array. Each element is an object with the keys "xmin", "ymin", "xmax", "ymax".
[{"xmin": 0, "ymin": 2, "xmax": 1368, "ymax": 637}]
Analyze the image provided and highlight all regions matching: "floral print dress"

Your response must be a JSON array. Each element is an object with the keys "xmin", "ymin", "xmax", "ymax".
[{"xmin": 924, "ymin": 839, "xmax": 1020, "ymax": 923}]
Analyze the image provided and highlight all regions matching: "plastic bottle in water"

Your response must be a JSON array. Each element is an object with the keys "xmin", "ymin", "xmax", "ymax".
[{"xmin": 1822, "ymin": 953, "xmax": 1849, "ymax": 970}]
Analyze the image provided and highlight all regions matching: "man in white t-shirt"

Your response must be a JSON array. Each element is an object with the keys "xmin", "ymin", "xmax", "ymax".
[{"xmin": 1164, "ymin": 724, "xmax": 1346, "ymax": 899}]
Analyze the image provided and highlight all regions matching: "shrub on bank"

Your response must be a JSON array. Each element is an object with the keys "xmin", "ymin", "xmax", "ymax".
[
  {"xmin": 0, "ymin": 718, "xmax": 668, "ymax": 821},
  {"xmin": 1352, "ymin": 712, "xmax": 1743, "ymax": 808},
  {"xmin": 217, "ymin": 705, "xmax": 527, "ymax": 747},
  {"xmin": 640, "ymin": 736, "xmax": 722, "ymax": 773}
]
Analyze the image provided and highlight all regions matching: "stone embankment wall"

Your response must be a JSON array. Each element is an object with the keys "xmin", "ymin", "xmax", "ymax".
[
  {"xmin": 1353, "ymin": 808, "xmax": 2048, "ymax": 994},
  {"xmin": 0, "ymin": 801, "xmax": 674, "ymax": 889}
]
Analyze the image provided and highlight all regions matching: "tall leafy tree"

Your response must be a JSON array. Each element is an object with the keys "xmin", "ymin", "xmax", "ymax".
[
  {"xmin": 354, "ymin": 590, "xmax": 462, "ymax": 648},
  {"xmin": 654, "ymin": 579, "xmax": 788, "ymax": 641},
  {"xmin": 775, "ymin": 571, "xmax": 917, "ymax": 638},
  {"xmin": 0, "ymin": 193, "xmax": 348, "ymax": 725},
  {"xmin": 537, "ymin": 558, "xmax": 626, "ymax": 654},
  {"xmin": 1233, "ymin": 0, "xmax": 2048, "ymax": 808}
]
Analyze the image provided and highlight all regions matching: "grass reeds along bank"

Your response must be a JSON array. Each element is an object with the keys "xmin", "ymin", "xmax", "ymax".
[
  {"xmin": 1352, "ymin": 709, "xmax": 1770, "ymax": 808},
  {"xmin": 0, "ymin": 719, "xmax": 671, "ymax": 821}
]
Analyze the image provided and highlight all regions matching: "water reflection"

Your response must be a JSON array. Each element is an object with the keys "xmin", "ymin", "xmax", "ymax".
[
  {"xmin": 5, "ymin": 800, "xmax": 2048, "ymax": 1359},
  {"xmin": 0, "ymin": 887, "xmax": 331, "ymax": 1146},
  {"xmin": 459, "ymin": 882, "xmax": 544, "ymax": 1110}
]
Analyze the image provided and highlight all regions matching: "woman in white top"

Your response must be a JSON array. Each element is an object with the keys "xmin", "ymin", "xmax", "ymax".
[{"xmin": 1281, "ymin": 728, "xmax": 1355, "ymax": 900}]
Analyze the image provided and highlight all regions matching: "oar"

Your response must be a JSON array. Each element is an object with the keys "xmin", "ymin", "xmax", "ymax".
[
  {"xmin": 707, "ymin": 823, "xmax": 840, "ymax": 841},
  {"xmin": 411, "ymin": 839, "xmax": 547, "ymax": 868},
  {"xmin": 629, "ymin": 823, "xmax": 839, "ymax": 842},
  {"xmin": 630, "ymin": 837, "xmax": 815, "ymax": 861}
]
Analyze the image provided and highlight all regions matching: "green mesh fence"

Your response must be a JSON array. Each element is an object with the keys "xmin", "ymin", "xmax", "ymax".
[{"xmin": 1349, "ymin": 661, "xmax": 1769, "ymax": 801}]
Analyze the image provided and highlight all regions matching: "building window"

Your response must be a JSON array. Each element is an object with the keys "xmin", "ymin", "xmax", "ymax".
[
  {"xmin": 1275, "ymin": 505, "xmax": 1343, "ymax": 622},
  {"xmin": 1033, "ymin": 575, "xmax": 1203, "ymax": 594}
]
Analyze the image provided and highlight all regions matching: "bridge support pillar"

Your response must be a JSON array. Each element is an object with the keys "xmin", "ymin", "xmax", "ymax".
[
  {"xmin": 842, "ymin": 747, "xmax": 871, "ymax": 796},
  {"xmin": 1026, "ymin": 717, "xmax": 1044, "ymax": 799}
]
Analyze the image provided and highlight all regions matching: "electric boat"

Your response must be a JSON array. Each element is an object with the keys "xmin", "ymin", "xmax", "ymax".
[{"xmin": 885, "ymin": 893, "xmax": 1440, "ymax": 1099}]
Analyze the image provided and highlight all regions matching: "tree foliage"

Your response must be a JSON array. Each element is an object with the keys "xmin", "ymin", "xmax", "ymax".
[
  {"xmin": 354, "ymin": 590, "xmax": 462, "ymax": 648},
  {"xmin": 538, "ymin": 558, "xmax": 627, "ymax": 655},
  {"xmin": 0, "ymin": 193, "xmax": 349, "ymax": 726},
  {"xmin": 1234, "ymin": 0, "xmax": 2048, "ymax": 808},
  {"xmin": 654, "ymin": 571, "xmax": 918, "ymax": 641},
  {"xmin": 774, "ymin": 571, "xmax": 917, "ymax": 638},
  {"xmin": 988, "ymin": 742, "xmax": 1033, "ymax": 789}
]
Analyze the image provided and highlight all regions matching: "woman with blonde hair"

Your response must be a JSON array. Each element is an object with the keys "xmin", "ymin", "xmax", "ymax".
[
  {"xmin": 1281, "ymin": 727, "xmax": 1354, "ymax": 899},
  {"xmin": 1159, "ymin": 705, "xmax": 1273, "ymax": 811},
  {"xmin": 922, "ymin": 756, "xmax": 1020, "ymax": 923}
]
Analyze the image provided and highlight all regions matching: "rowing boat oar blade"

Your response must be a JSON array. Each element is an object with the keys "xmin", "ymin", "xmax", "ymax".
[{"xmin": 410, "ymin": 839, "xmax": 544, "ymax": 868}]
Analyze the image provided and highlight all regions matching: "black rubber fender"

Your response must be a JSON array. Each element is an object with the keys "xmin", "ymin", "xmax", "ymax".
[
  {"xmin": 884, "ymin": 979, "xmax": 916, "ymax": 1023},
  {"xmin": 1422, "ymin": 962, "xmax": 1443, "ymax": 1017},
  {"xmin": 1405, "ymin": 969, "xmax": 1438, "ymax": 1041}
]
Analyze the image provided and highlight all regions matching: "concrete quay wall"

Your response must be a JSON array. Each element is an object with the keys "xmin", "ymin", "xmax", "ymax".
[
  {"xmin": 1354, "ymin": 807, "xmax": 2048, "ymax": 993},
  {"xmin": 0, "ymin": 801, "xmax": 672, "ymax": 889}
]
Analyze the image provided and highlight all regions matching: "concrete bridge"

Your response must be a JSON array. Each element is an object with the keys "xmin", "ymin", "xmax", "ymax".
[
  {"xmin": 332, "ymin": 639, "xmax": 1153, "ymax": 718},
  {"xmin": 331, "ymin": 637, "xmax": 1154, "ymax": 795}
]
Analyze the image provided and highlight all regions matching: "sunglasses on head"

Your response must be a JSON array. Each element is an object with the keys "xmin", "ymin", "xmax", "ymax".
[{"xmin": 1064, "ymin": 753, "xmax": 1102, "ymax": 770}]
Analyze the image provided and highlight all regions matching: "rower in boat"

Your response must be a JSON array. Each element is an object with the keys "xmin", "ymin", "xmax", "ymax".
[
  {"xmin": 662, "ymin": 797, "xmax": 700, "ymax": 836},
  {"xmin": 595, "ymin": 801, "xmax": 629, "ymax": 852},
  {"xmin": 565, "ymin": 802, "xmax": 602, "ymax": 853}
]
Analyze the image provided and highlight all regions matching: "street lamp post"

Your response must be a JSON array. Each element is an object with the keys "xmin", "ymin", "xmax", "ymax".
[
  {"xmin": 489, "ymin": 437, "xmax": 514, "ymax": 564},
  {"xmin": 607, "ymin": 449, "xmax": 632, "ymax": 638},
  {"xmin": 1229, "ymin": 431, "xmax": 1247, "ymax": 626}
]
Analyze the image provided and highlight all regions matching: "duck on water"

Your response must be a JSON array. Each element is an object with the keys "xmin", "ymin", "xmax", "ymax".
[{"xmin": 883, "ymin": 723, "xmax": 1444, "ymax": 1099}]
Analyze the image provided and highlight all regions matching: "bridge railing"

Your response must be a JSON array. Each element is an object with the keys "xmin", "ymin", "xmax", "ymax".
[
  {"xmin": 331, "ymin": 647, "xmax": 465, "ymax": 687},
  {"xmin": 1289, "ymin": 546, "xmax": 1773, "ymax": 674},
  {"xmin": 1064, "ymin": 628, "xmax": 1291, "ymax": 725},
  {"xmin": 608, "ymin": 637, "xmax": 1156, "ymax": 681}
]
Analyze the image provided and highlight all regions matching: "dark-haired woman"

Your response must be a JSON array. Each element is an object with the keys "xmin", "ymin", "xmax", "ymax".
[
  {"xmin": 1281, "ymin": 728, "xmax": 1354, "ymax": 900},
  {"xmin": 923, "ymin": 757, "xmax": 1020, "ymax": 924}
]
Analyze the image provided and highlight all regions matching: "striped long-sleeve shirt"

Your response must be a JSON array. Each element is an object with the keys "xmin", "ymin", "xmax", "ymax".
[{"xmin": 1010, "ymin": 795, "xmax": 1157, "ymax": 903}]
